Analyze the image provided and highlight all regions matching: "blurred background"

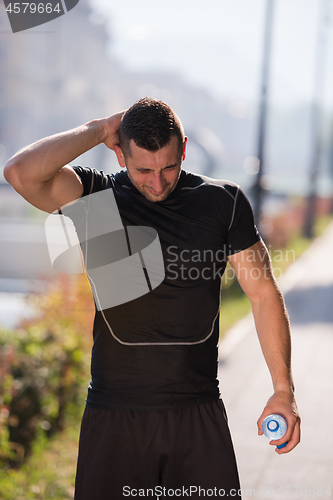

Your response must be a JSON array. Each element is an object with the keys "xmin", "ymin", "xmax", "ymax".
[
  {"xmin": 1, "ymin": 0, "xmax": 333, "ymax": 296},
  {"xmin": 0, "ymin": 1, "xmax": 333, "ymax": 497},
  {"xmin": 1, "ymin": 0, "xmax": 333, "ymax": 295}
]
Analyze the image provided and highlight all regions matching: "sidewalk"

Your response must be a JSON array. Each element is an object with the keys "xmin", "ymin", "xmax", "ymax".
[{"xmin": 218, "ymin": 222, "xmax": 333, "ymax": 499}]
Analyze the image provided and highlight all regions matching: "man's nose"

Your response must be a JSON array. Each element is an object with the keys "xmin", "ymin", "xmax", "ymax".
[{"xmin": 150, "ymin": 173, "xmax": 166, "ymax": 193}]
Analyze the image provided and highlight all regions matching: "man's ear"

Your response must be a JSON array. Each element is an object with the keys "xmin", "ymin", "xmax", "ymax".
[
  {"xmin": 182, "ymin": 137, "xmax": 188, "ymax": 161},
  {"xmin": 113, "ymin": 145, "xmax": 126, "ymax": 168}
]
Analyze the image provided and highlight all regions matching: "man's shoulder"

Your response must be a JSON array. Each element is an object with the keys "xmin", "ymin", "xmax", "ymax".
[
  {"xmin": 181, "ymin": 170, "xmax": 239, "ymax": 200},
  {"xmin": 71, "ymin": 166, "xmax": 127, "ymax": 197}
]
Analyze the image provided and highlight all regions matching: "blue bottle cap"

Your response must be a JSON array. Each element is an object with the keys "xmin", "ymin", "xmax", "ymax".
[{"xmin": 277, "ymin": 442, "xmax": 288, "ymax": 449}]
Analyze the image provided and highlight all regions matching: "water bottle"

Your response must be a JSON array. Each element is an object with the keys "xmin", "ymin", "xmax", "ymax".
[{"xmin": 262, "ymin": 414, "xmax": 288, "ymax": 449}]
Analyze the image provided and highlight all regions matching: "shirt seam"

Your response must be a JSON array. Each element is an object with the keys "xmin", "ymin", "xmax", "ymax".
[{"xmin": 228, "ymin": 186, "xmax": 239, "ymax": 231}]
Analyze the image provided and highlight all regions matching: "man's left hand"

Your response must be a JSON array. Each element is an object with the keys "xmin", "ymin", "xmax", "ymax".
[{"xmin": 257, "ymin": 390, "xmax": 301, "ymax": 454}]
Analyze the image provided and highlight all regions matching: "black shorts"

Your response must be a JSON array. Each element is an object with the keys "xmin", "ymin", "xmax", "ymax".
[{"xmin": 74, "ymin": 400, "xmax": 241, "ymax": 500}]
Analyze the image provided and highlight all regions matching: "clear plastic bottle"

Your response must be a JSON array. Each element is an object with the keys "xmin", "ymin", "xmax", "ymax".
[{"xmin": 262, "ymin": 414, "xmax": 288, "ymax": 449}]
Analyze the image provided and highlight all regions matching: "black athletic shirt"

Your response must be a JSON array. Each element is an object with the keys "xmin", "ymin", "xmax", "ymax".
[{"xmin": 70, "ymin": 167, "xmax": 260, "ymax": 411}]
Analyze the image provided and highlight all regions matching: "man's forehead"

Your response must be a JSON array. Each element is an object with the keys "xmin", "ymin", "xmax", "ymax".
[{"xmin": 126, "ymin": 137, "xmax": 181, "ymax": 167}]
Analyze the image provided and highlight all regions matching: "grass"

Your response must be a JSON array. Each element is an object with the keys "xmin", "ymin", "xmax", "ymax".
[
  {"xmin": 0, "ymin": 411, "xmax": 83, "ymax": 500},
  {"xmin": 220, "ymin": 282, "xmax": 252, "ymax": 336}
]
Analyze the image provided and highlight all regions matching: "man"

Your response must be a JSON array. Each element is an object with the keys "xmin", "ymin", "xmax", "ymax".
[{"xmin": 4, "ymin": 98, "xmax": 300, "ymax": 499}]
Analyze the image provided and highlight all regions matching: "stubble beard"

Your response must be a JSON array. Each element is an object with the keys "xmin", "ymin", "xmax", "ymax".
[{"xmin": 127, "ymin": 170, "xmax": 181, "ymax": 203}]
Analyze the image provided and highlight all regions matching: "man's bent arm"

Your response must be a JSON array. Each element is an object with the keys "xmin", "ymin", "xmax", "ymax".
[
  {"xmin": 228, "ymin": 240, "xmax": 301, "ymax": 454},
  {"xmin": 4, "ymin": 112, "xmax": 124, "ymax": 213}
]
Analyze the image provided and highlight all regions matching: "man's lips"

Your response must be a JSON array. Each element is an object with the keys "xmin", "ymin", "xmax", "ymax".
[{"xmin": 147, "ymin": 187, "xmax": 167, "ymax": 196}]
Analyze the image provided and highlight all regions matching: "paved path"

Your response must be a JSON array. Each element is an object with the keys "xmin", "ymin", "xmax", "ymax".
[{"xmin": 218, "ymin": 222, "xmax": 333, "ymax": 499}]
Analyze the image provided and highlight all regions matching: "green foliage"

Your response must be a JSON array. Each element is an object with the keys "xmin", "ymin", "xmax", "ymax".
[
  {"xmin": 0, "ymin": 421, "xmax": 81, "ymax": 499},
  {"xmin": 0, "ymin": 275, "xmax": 94, "ymax": 468}
]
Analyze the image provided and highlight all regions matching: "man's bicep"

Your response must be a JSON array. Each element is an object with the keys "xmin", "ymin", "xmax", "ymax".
[{"xmin": 227, "ymin": 240, "xmax": 277, "ymax": 303}]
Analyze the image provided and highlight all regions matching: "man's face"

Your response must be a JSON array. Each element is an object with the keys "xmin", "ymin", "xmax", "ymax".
[{"xmin": 116, "ymin": 136, "xmax": 187, "ymax": 203}]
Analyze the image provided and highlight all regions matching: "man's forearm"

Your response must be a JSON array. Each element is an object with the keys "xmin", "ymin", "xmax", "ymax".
[
  {"xmin": 251, "ymin": 286, "xmax": 294, "ymax": 393},
  {"xmin": 4, "ymin": 119, "xmax": 106, "ymax": 186}
]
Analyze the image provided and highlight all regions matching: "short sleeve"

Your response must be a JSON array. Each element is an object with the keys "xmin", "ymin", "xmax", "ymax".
[
  {"xmin": 226, "ymin": 187, "xmax": 261, "ymax": 255},
  {"xmin": 72, "ymin": 166, "xmax": 114, "ymax": 197}
]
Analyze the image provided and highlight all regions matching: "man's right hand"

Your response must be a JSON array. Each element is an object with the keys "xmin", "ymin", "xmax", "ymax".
[
  {"xmin": 102, "ymin": 111, "xmax": 125, "ymax": 151},
  {"xmin": 4, "ymin": 111, "xmax": 125, "ymax": 213}
]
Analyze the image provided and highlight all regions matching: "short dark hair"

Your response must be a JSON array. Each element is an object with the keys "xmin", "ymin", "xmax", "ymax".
[{"xmin": 119, "ymin": 97, "xmax": 185, "ymax": 159}]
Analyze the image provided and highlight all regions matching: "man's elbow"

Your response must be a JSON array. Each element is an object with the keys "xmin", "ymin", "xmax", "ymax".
[
  {"xmin": 3, "ymin": 160, "xmax": 20, "ymax": 187},
  {"xmin": 248, "ymin": 281, "xmax": 284, "ymax": 308},
  {"xmin": 3, "ymin": 159, "xmax": 30, "ymax": 195}
]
